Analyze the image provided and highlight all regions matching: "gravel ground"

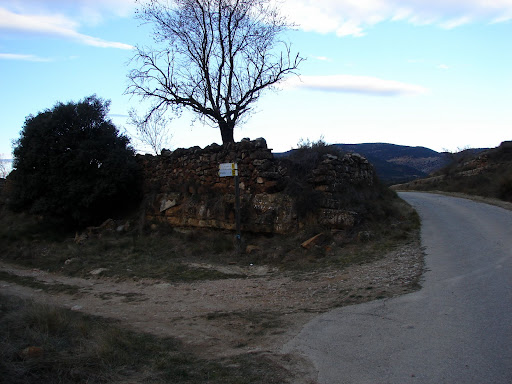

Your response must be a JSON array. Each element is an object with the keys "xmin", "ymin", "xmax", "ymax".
[{"xmin": 0, "ymin": 236, "xmax": 424, "ymax": 382}]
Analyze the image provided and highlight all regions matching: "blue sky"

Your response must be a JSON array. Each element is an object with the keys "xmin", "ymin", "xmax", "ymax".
[{"xmin": 1, "ymin": 0, "xmax": 511, "ymax": 167}]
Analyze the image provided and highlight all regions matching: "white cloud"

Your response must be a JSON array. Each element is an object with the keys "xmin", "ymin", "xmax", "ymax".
[
  {"xmin": 284, "ymin": 75, "xmax": 428, "ymax": 96},
  {"xmin": 281, "ymin": 0, "xmax": 512, "ymax": 36},
  {"xmin": 311, "ymin": 56, "xmax": 332, "ymax": 62},
  {"xmin": 6, "ymin": 0, "xmax": 136, "ymax": 23},
  {"xmin": 440, "ymin": 16, "xmax": 473, "ymax": 29},
  {"xmin": 0, "ymin": 7, "xmax": 134, "ymax": 49},
  {"xmin": 336, "ymin": 20, "xmax": 366, "ymax": 37},
  {"xmin": 0, "ymin": 53, "xmax": 52, "ymax": 62},
  {"xmin": 437, "ymin": 64, "xmax": 450, "ymax": 70}
]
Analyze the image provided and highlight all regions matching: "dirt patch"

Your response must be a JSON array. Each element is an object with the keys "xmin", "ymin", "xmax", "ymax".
[{"xmin": 0, "ymin": 235, "xmax": 423, "ymax": 382}]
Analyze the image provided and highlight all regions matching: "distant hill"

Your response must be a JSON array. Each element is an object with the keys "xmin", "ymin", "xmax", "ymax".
[
  {"xmin": 275, "ymin": 143, "xmax": 453, "ymax": 185},
  {"xmin": 396, "ymin": 141, "xmax": 512, "ymax": 202}
]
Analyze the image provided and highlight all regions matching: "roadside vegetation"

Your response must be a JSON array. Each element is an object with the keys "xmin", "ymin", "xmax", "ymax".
[{"xmin": 396, "ymin": 141, "xmax": 512, "ymax": 203}]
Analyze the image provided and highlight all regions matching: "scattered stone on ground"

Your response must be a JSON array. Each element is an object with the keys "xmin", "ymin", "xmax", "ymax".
[{"xmin": 0, "ymin": 239, "xmax": 423, "ymax": 383}]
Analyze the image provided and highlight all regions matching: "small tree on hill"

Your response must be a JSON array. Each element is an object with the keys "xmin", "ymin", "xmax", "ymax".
[
  {"xmin": 10, "ymin": 95, "xmax": 141, "ymax": 228},
  {"xmin": 127, "ymin": 0, "xmax": 303, "ymax": 144}
]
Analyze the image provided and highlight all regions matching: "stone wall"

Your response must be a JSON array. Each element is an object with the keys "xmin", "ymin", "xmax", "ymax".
[{"xmin": 138, "ymin": 138, "xmax": 378, "ymax": 234}]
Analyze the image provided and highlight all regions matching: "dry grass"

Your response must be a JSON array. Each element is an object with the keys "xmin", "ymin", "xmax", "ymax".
[
  {"xmin": 0, "ymin": 212, "xmax": 244, "ymax": 282},
  {"xmin": 0, "ymin": 271, "xmax": 80, "ymax": 295},
  {"xmin": 0, "ymin": 294, "xmax": 291, "ymax": 384}
]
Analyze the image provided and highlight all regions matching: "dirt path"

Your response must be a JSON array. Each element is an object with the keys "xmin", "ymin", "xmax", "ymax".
[{"xmin": 0, "ymin": 239, "xmax": 423, "ymax": 380}]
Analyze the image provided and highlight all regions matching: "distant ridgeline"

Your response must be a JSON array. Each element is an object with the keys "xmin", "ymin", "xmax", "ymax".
[
  {"xmin": 138, "ymin": 138, "xmax": 391, "ymax": 234},
  {"xmin": 396, "ymin": 141, "xmax": 512, "ymax": 202},
  {"xmin": 276, "ymin": 143, "xmax": 456, "ymax": 185}
]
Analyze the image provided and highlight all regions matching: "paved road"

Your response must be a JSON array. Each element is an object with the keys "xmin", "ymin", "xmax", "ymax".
[{"xmin": 283, "ymin": 192, "xmax": 512, "ymax": 383}]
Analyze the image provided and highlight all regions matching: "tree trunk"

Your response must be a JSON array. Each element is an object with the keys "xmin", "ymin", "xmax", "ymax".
[{"xmin": 219, "ymin": 121, "xmax": 235, "ymax": 144}]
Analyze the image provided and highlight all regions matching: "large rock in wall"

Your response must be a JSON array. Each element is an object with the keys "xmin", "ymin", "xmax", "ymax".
[{"xmin": 138, "ymin": 138, "xmax": 378, "ymax": 234}]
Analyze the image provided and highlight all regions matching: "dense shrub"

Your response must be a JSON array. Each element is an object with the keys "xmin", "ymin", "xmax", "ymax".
[{"xmin": 9, "ymin": 95, "xmax": 141, "ymax": 228}]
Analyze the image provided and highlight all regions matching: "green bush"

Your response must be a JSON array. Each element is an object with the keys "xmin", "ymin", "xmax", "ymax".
[{"xmin": 9, "ymin": 95, "xmax": 141, "ymax": 228}]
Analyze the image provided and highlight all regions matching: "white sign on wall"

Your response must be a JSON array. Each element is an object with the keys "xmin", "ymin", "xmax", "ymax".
[{"xmin": 219, "ymin": 163, "xmax": 238, "ymax": 177}]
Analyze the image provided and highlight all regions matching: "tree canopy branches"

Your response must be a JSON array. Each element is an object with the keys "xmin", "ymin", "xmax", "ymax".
[{"xmin": 127, "ymin": 0, "xmax": 303, "ymax": 144}]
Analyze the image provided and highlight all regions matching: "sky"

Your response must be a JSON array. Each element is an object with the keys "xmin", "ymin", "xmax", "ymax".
[{"xmin": 1, "ymin": 0, "xmax": 511, "ymax": 168}]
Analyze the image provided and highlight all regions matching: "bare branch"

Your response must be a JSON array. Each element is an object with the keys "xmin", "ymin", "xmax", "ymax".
[
  {"xmin": 127, "ymin": 0, "xmax": 303, "ymax": 144},
  {"xmin": 129, "ymin": 108, "xmax": 173, "ymax": 155},
  {"xmin": 0, "ymin": 156, "xmax": 10, "ymax": 178}
]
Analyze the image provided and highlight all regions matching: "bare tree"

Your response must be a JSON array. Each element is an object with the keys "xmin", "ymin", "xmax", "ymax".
[
  {"xmin": 127, "ymin": 0, "xmax": 303, "ymax": 144},
  {"xmin": 0, "ymin": 155, "xmax": 9, "ymax": 178},
  {"xmin": 129, "ymin": 108, "xmax": 173, "ymax": 155}
]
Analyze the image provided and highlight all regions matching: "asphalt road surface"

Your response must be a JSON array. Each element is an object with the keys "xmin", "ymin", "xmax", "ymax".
[{"xmin": 284, "ymin": 192, "xmax": 512, "ymax": 384}]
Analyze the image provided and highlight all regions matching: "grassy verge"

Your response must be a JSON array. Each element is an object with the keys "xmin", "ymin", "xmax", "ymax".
[
  {"xmin": 0, "ymin": 294, "xmax": 290, "ymax": 384},
  {"xmin": 0, "ymin": 271, "xmax": 80, "ymax": 295},
  {"xmin": 0, "ymin": 211, "xmax": 245, "ymax": 282}
]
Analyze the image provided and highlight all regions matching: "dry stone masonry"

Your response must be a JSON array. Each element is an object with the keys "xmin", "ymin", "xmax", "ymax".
[{"xmin": 138, "ymin": 138, "xmax": 378, "ymax": 234}]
